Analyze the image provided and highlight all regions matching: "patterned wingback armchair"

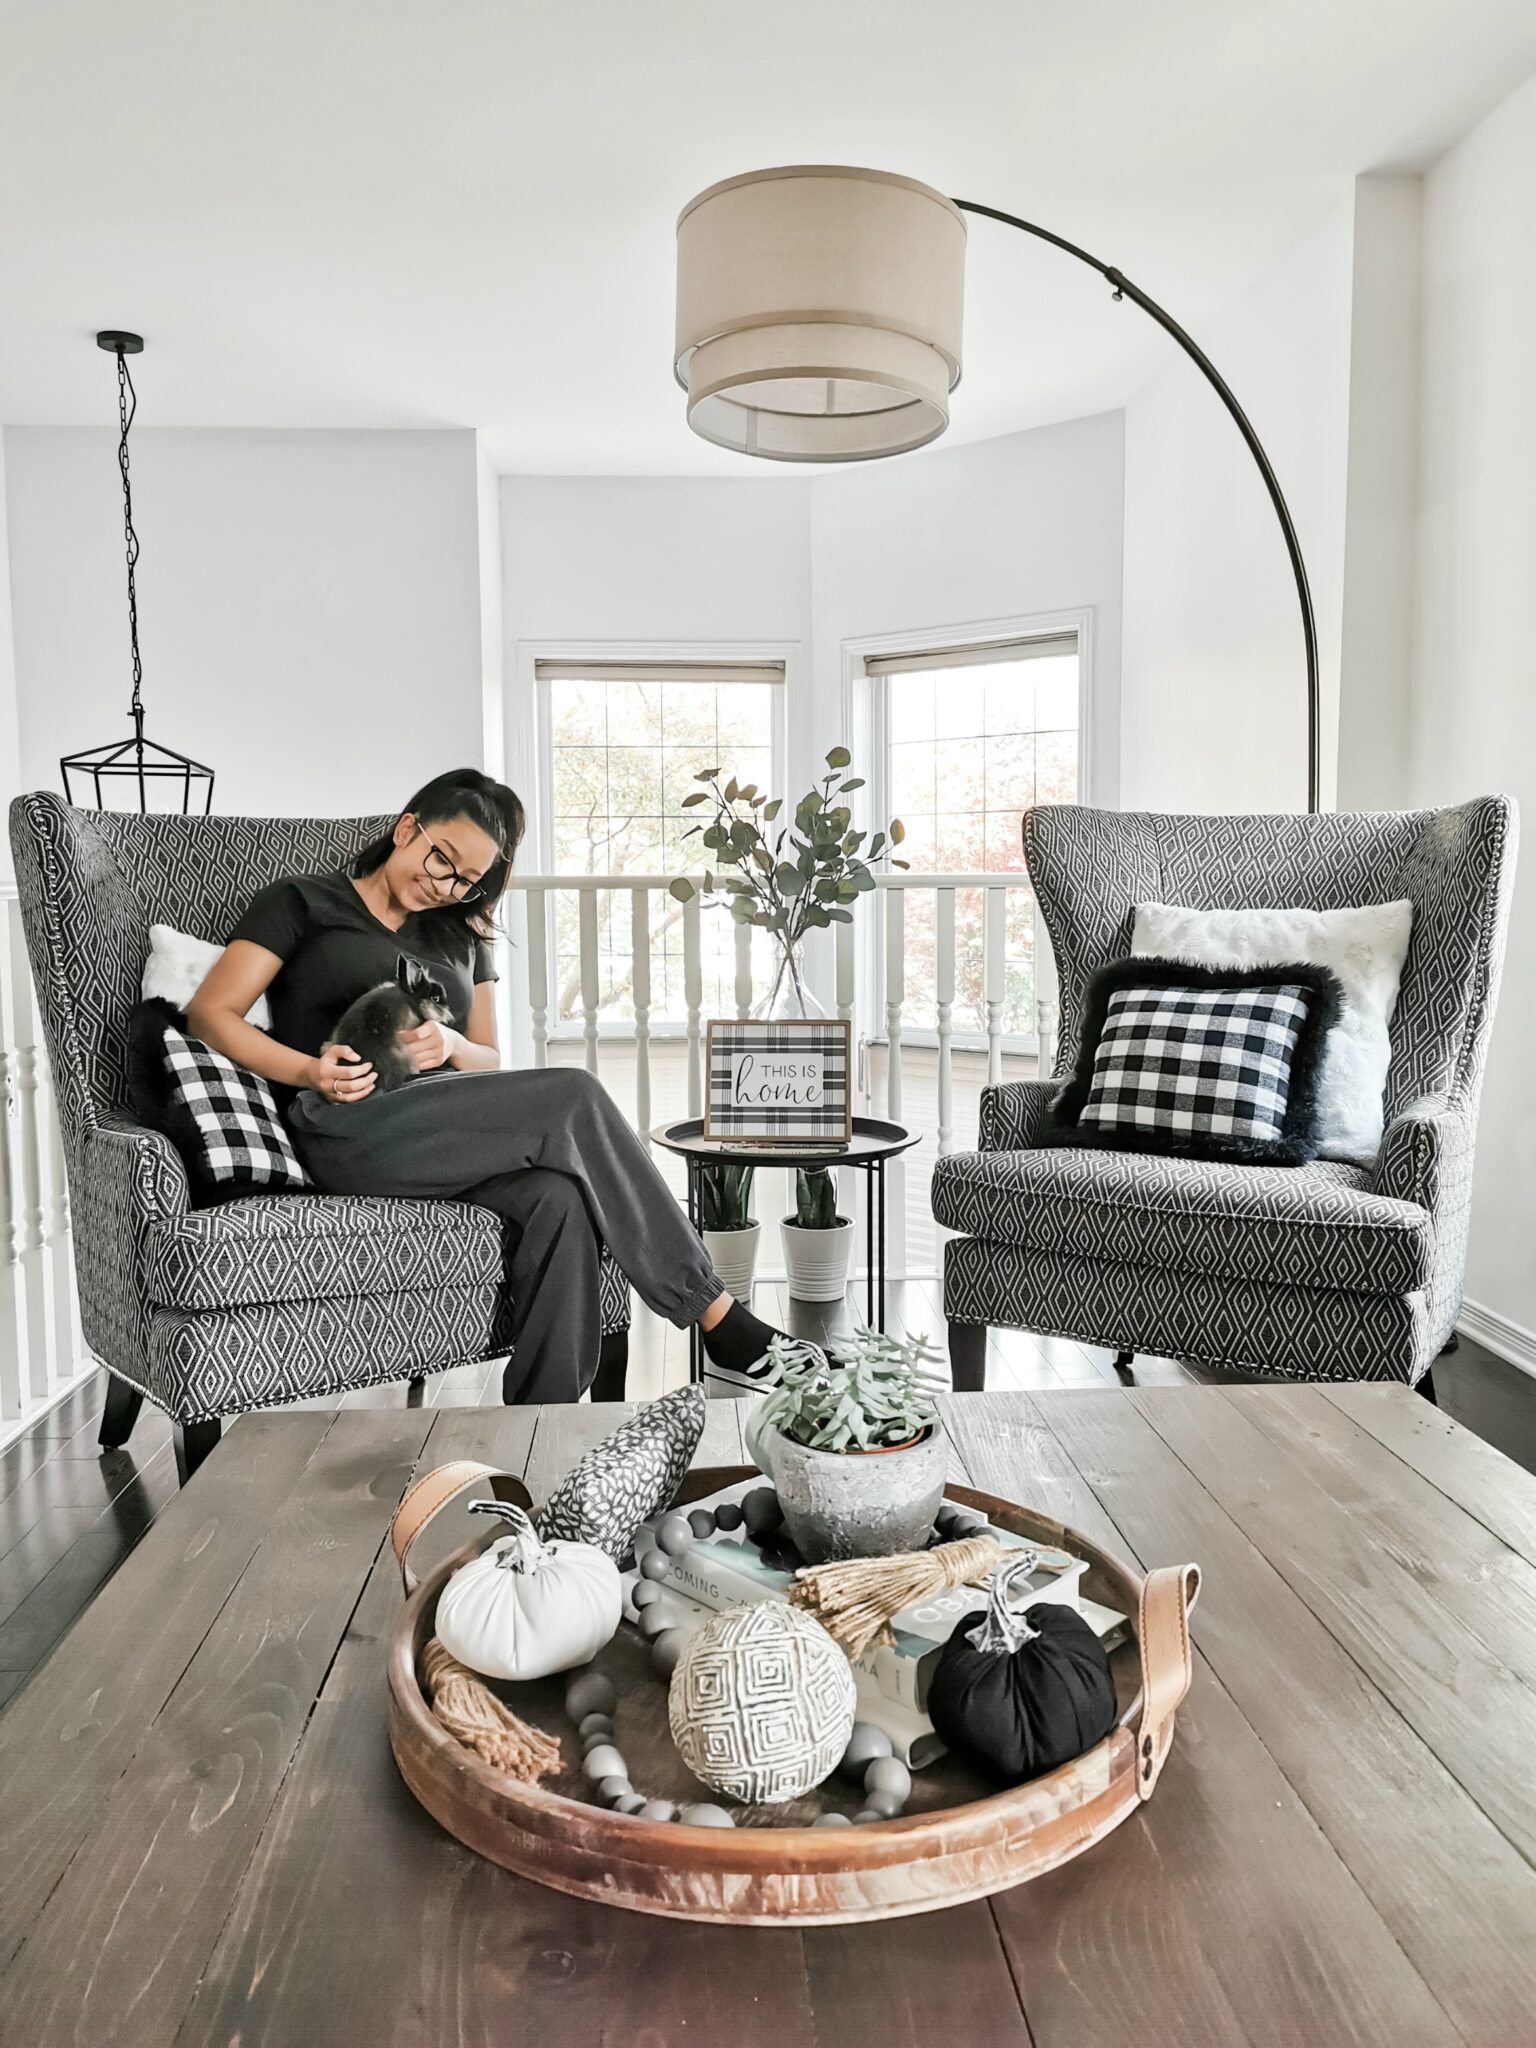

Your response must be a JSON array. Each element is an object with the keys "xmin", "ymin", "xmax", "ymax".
[
  {"xmin": 932, "ymin": 798, "xmax": 1518, "ymax": 1389},
  {"xmin": 10, "ymin": 794, "xmax": 631, "ymax": 1478}
]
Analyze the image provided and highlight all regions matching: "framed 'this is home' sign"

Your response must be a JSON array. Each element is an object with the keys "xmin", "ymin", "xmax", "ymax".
[{"xmin": 703, "ymin": 1018, "xmax": 853, "ymax": 1145}]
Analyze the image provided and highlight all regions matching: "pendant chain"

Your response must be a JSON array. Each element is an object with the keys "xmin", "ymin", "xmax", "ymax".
[{"xmin": 115, "ymin": 348, "xmax": 143, "ymax": 721}]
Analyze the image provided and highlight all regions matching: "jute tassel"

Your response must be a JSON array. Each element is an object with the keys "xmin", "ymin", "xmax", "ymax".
[
  {"xmin": 421, "ymin": 1637, "xmax": 563, "ymax": 1780},
  {"xmin": 790, "ymin": 1535, "xmax": 1011, "ymax": 1658}
]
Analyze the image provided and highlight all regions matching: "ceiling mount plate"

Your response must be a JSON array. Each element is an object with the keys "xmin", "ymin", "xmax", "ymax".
[{"xmin": 95, "ymin": 330, "xmax": 144, "ymax": 354}]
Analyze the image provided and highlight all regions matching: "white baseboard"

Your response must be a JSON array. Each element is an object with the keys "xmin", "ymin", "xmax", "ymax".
[
  {"xmin": 0, "ymin": 1356, "xmax": 99, "ymax": 1455},
  {"xmin": 1457, "ymin": 1297, "xmax": 1536, "ymax": 1379}
]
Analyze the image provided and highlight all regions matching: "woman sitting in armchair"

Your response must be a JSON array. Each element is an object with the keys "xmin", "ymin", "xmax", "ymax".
[{"xmin": 188, "ymin": 765, "xmax": 795, "ymax": 1405}]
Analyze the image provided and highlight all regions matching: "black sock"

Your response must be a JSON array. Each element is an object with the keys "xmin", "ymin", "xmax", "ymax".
[{"xmin": 700, "ymin": 1301, "xmax": 793, "ymax": 1380}]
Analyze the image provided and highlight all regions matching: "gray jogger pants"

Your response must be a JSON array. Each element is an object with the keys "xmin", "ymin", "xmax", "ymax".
[{"xmin": 288, "ymin": 1067, "xmax": 721, "ymax": 1403}]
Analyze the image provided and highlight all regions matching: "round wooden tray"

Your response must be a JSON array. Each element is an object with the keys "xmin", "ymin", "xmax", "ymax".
[{"xmin": 387, "ymin": 1463, "xmax": 1198, "ymax": 1926}]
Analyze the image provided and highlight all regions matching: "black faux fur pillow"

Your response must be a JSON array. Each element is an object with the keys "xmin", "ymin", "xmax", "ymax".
[{"xmin": 1044, "ymin": 956, "xmax": 1343, "ymax": 1167}]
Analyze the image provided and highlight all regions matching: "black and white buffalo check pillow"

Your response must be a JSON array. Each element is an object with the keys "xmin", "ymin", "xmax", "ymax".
[
  {"xmin": 1046, "ymin": 958, "xmax": 1343, "ymax": 1166},
  {"xmin": 129, "ymin": 997, "xmax": 310, "ymax": 1202}
]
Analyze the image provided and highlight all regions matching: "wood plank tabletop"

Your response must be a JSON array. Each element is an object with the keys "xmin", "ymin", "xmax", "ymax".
[{"xmin": 2, "ymin": 1386, "xmax": 1533, "ymax": 2048}]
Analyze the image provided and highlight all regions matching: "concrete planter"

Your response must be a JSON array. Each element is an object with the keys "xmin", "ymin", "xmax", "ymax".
[
  {"xmin": 780, "ymin": 1215, "xmax": 854, "ymax": 1303},
  {"xmin": 748, "ymin": 1412, "xmax": 949, "ymax": 1564},
  {"xmin": 703, "ymin": 1220, "xmax": 761, "ymax": 1303}
]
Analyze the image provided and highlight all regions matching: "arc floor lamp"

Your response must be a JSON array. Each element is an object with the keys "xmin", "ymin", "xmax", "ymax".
[{"xmin": 674, "ymin": 165, "xmax": 1320, "ymax": 812}]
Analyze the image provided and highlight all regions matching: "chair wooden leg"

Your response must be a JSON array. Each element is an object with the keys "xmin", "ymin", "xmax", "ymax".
[
  {"xmin": 1416, "ymin": 1369, "xmax": 1439, "ymax": 1407},
  {"xmin": 1113, "ymin": 1350, "xmax": 1135, "ymax": 1373},
  {"xmin": 590, "ymin": 1330, "xmax": 629, "ymax": 1403},
  {"xmin": 174, "ymin": 1417, "xmax": 222, "ymax": 1486},
  {"xmin": 405, "ymin": 1375, "xmax": 426, "ymax": 1408},
  {"xmin": 948, "ymin": 1321, "xmax": 987, "ymax": 1394},
  {"xmin": 98, "ymin": 1375, "xmax": 144, "ymax": 1451},
  {"xmin": 1439, "ymin": 1331, "xmax": 1460, "ymax": 1355}
]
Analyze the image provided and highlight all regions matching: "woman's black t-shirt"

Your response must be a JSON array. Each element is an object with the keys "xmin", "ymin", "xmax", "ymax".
[{"xmin": 228, "ymin": 871, "xmax": 498, "ymax": 1084}]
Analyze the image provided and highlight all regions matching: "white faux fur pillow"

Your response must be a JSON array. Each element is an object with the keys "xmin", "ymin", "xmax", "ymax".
[
  {"xmin": 1130, "ymin": 900, "xmax": 1414, "ymax": 1164},
  {"xmin": 141, "ymin": 924, "xmax": 271, "ymax": 1032}
]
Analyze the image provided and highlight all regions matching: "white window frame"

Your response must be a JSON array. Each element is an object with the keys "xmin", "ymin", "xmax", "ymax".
[
  {"xmin": 841, "ymin": 609, "xmax": 1093, "ymax": 1057},
  {"xmin": 513, "ymin": 640, "xmax": 795, "ymax": 1041}
]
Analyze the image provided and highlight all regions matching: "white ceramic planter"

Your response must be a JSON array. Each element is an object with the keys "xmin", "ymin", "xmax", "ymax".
[
  {"xmin": 749, "ymin": 1415, "xmax": 950, "ymax": 1563},
  {"xmin": 703, "ymin": 1219, "xmax": 761, "ymax": 1302},
  {"xmin": 780, "ymin": 1214, "xmax": 854, "ymax": 1303}
]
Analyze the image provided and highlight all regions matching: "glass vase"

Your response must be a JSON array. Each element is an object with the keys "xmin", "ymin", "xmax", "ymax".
[{"xmin": 754, "ymin": 940, "xmax": 826, "ymax": 1020}]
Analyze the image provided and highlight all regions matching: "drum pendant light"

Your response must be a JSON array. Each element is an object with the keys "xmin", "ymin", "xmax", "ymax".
[
  {"xmin": 674, "ymin": 166, "xmax": 967, "ymax": 461},
  {"xmin": 674, "ymin": 164, "xmax": 1322, "ymax": 812},
  {"xmin": 60, "ymin": 332, "xmax": 216, "ymax": 815}
]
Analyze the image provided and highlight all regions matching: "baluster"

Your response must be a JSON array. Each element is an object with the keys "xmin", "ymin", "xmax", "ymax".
[
  {"xmin": 526, "ymin": 888, "xmax": 550, "ymax": 1070},
  {"xmin": 578, "ymin": 889, "xmax": 600, "ymax": 1077},
  {"xmin": 935, "ymin": 886, "xmax": 956, "ymax": 1155},
  {"xmin": 733, "ymin": 920, "xmax": 753, "ymax": 1019},
  {"xmin": 884, "ymin": 885, "xmax": 907, "ymax": 1285},
  {"xmin": 8, "ymin": 910, "xmax": 56, "ymax": 1401},
  {"xmin": 631, "ymin": 887, "xmax": 652, "ymax": 1148},
  {"xmin": 984, "ymin": 884, "xmax": 1006, "ymax": 1087},
  {"xmin": 884, "ymin": 885, "xmax": 904, "ymax": 1122},
  {"xmin": 835, "ymin": 914, "xmax": 855, "ymax": 1029},
  {"xmin": 1033, "ymin": 891, "xmax": 1060, "ymax": 1079},
  {"xmin": 684, "ymin": 892, "xmax": 703, "ymax": 1119},
  {"xmin": 0, "ymin": 909, "xmax": 24, "ymax": 1420},
  {"xmin": 36, "ymin": 1043, "xmax": 75, "ymax": 1385}
]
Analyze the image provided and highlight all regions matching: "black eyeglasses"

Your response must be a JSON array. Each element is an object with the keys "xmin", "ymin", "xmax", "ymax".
[{"xmin": 417, "ymin": 826, "xmax": 491, "ymax": 905}]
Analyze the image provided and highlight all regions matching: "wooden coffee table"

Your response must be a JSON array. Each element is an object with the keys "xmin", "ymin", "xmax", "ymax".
[{"xmin": 3, "ymin": 1386, "xmax": 1534, "ymax": 2047}]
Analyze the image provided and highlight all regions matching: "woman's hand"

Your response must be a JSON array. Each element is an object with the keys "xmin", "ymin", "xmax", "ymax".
[
  {"xmin": 308, "ymin": 1044, "xmax": 376, "ymax": 1104},
  {"xmin": 401, "ymin": 1018, "xmax": 461, "ymax": 1073}
]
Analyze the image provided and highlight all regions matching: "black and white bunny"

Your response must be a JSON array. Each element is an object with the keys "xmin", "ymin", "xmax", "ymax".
[{"xmin": 323, "ymin": 955, "xmax": 453, "ymax": 1094}]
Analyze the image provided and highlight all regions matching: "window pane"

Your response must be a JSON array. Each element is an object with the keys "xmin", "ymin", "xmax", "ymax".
[
  {"xmin": 882, "ymin": 643, "xmax": 1078, "ymax": 1036},
  {"xmin": 546, "ymin": 673, "xmax": 778, "ymax": 1025}
]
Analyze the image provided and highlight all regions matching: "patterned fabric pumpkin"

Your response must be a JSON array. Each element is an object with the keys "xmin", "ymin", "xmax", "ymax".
[
  {"xmin": 668, "ymin": 1602, "xmax": 856, "ymax": 1803},
  {"xmin": 536, "ymin": 1385, "xmax": 705, "ymax": 1561}
]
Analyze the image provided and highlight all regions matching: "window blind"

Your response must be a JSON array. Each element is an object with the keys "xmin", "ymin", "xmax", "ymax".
[
  {"xmin": 535, "ymin": 659, "xmax": 785, "ymax": 686},
  {"xmin": 863, "ymin": 633, "xmax": 1076, "ymax": 677}
]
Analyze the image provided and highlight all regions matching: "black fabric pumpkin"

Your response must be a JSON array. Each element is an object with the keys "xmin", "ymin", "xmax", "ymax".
[{"xmin": 927, "ymin": 1555, "xmax": 1117, "ymax": 1784}]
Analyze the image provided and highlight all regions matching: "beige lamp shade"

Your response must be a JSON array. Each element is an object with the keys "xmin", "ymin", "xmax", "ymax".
[{"xmin": 675, "ymin": 166, "xmax": 966, "ymax": 461}]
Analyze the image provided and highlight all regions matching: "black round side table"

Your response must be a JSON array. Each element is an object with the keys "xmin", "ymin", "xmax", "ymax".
[{"xmin": 650, "ymin": 1116, "xmax": 919, "ymax": 1384}]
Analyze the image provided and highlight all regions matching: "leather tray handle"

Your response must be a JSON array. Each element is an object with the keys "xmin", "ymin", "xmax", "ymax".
[
  {"xmin": 390, "ymin": 1460, "xmax": 533, "ymax": 1596},
  {"xmin": 1135, "ymin": 1562, "xmax": 1201, "ymax": 1801}
]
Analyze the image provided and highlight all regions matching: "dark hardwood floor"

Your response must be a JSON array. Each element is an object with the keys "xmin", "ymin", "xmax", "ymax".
[{"xmin": 1, "ymin": 1289, "xmax": 1531, "ymax": 1714}]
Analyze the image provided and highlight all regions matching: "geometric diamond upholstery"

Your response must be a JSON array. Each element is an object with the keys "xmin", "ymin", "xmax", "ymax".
[
  {"xmin": 940, "ymin": 797, "xmax": 1518, "ymax": 1386},
  {"xmin": 145, "ymin": 1193, "xmax": 507, "ymax": 1311},
  {"xmin": 9, "ymin": 791, "xmax": 631, "ymax": 1423},
  {"xmin": 944, "ymin": 1235, "xmax": 1431, "ymax": 1384},
  {"xmin": 932, "ymin": 1147, "xmax": 1432, "ymax": 1296}
]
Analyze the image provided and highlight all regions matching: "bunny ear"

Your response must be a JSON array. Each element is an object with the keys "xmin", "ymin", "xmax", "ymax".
[{"xmin": 397, "ymin": 954, "xmax": 428, "ymax": 994}]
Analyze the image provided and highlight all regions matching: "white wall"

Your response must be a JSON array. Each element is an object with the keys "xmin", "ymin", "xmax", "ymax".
[
  {"xmin": 1337, "ymin": 177, "xmax": 1424, "ymax": 812},
  {"xmin": 3, "ymin": 427, "xmax": 485, "ymax": 819},
  {"xmin": 501, "ymin": 415, "xmax": 1125, "ymax": 817},
  {"xmin": 0, "ymin": 434, "xmax": 20, "ymax": 880},
  {"xmin": 1120, "ymin": 201, "xmax": 1355, "ymax": 813},
  {"xmin": 810, "ymin": 414, "xmax": 1125, "ymax": 807},
  {"xmin": 1412, "ymin": 70, "xmax": 1536, "ymax": 1344}
]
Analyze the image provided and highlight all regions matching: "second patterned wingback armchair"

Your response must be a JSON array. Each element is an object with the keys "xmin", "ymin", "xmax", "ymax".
[
  {"xmin": 932, "ymin": 798, "xmax": 1518, "ymax": 1391},
  {"xmin": 10, "ymin": 793, "xmax": 631, "ymax": 1480}
]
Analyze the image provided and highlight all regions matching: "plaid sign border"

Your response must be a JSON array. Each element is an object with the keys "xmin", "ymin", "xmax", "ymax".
[{"xmin": 703, "ymin": 1018, "xmax": 853, "ymax": 1145}]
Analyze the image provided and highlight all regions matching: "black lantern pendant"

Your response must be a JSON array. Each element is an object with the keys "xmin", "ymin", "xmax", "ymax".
[{"xmin": 59, "ymin": 331, "xmax": 215, "ymax": 815}]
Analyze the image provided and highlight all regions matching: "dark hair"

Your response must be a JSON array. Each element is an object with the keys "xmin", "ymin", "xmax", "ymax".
[{"xmin": 351, "ymin": 768, "xmax": 525, "ymax": 938}]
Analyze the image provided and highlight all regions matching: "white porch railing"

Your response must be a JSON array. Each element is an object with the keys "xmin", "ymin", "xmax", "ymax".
[
  {"xmin": 0, "ymin": 887, "xmax": 89, "ymax": 1451},
  {"xmin": 508, "ymin": 871, "xmax": 1056, "ymax": 1125},
  {"xmin": 506, "ymin": 871, "xmax": 1057, "ymax": 1282}
]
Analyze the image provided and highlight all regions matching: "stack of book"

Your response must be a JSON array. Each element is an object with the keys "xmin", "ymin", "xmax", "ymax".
[{"xmin": 625, "ymin": 1477, "xmax": 1126, "ymax": 1768}]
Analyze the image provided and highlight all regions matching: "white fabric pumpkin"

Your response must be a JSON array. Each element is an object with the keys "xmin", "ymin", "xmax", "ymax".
[{"xmin": 435, "ymin": 1501, "xmax": 622, "ymax": 1682}]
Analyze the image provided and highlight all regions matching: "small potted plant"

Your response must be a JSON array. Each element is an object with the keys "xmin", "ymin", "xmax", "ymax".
[
  {"xmin": 696, "ymin": 1160, "xmax": 760, "ymax": 1302},
  {"xmin": 669, "ymin": 746, "xmax": 907, "ymax": 1019},
  {"xmin": 781, "ymin": 1165, "xmax": 853, "ymax": 1303},
  {"xmin": 744, "ymin": 1331, "xmax": 949, "ymax": 1562}
]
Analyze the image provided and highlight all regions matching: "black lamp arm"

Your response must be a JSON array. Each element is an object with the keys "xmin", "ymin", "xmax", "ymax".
[{"xmin": 952, "ymin": 198, "xmax": 1321, "ymax": 814}]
